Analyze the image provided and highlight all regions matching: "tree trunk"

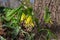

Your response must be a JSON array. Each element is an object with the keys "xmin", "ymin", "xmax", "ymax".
[
  {"xmin": 34, "ymin": 0, "xmax": 60, "ymax": 24},
  {"xmin": 34, "ymin": 0, "xmax": 60, "ymax": 40}
]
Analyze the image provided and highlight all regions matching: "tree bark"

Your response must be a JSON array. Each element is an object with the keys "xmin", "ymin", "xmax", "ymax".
[{"xmin": 34, "ymin": 0, "xmax": 60, "ymax": 24}]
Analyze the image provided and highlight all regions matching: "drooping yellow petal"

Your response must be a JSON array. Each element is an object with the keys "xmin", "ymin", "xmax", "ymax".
[
  {"xmin": 20, "ymin": 13, "xmax": 26, "ymax": 21},
  {"xmin": 25, "ymin": 16, "xmax": 32, "ymax": 24},
  {"xmin": 50, "ymin": 20, "xmax": 53, "ymax": 24}
]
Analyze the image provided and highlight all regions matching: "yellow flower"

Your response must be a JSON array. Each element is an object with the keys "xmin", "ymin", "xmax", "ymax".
[
  {"xmin": 50, "ymin": 20, "xmax": 53, "ymax": 24},
  {"xmin": 20, "ymin": 13, "xmax": 26, "ymax": 21},
  {"xmin": 25, "ymin": 16, "xmax": 34, "ymax": 27},
  {"xmin": 25, "ymin": 16, "xmax": 32, "ymax": 24}
]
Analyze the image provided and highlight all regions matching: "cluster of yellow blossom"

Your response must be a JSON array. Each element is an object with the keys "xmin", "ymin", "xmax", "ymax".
[{"xmin": 20, "ymin": 13, "xmax": 34, "ymax": 28}]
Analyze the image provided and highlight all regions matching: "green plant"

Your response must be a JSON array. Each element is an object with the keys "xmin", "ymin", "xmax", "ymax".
[
  {"xmin": 44, "ymin": 7, "xmax": 53, "ymax": 24},
  {"xmin": 37, "ymin": 7, "xmax": 57, "ymax": 40},
  {"xmin": 39, "ymin": 29, "xmax": 57, "ymax": 40},
  {"xmin": 1, "ymin": 4, "xmax": 35, "ymax": 40},
  {"xmin": 0, "ymin": 4, "xmax": 57, "ymax": 40}
]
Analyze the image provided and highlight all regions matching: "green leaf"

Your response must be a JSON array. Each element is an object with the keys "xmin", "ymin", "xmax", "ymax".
[
  {"xmin": 6, "ymin": 9, "xmax": 15, "ymax": 17},
  {"xmin": 11, "ymin": 26, "xmax": 21, "ymax": 38},
  {"xmin": 46, "ymin": 29, "xmax": 57, "ymax": 40},
  {"xmin": 0, "ymin": 36, "xmax": 6, "ymax": 40},
  {"xmin": 44, "ymin": 7, "xmax": 51, "ymax": 23},
  {"xmin": 3, "ymin": 5, "xmax": 23, "ymax": 21}
]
